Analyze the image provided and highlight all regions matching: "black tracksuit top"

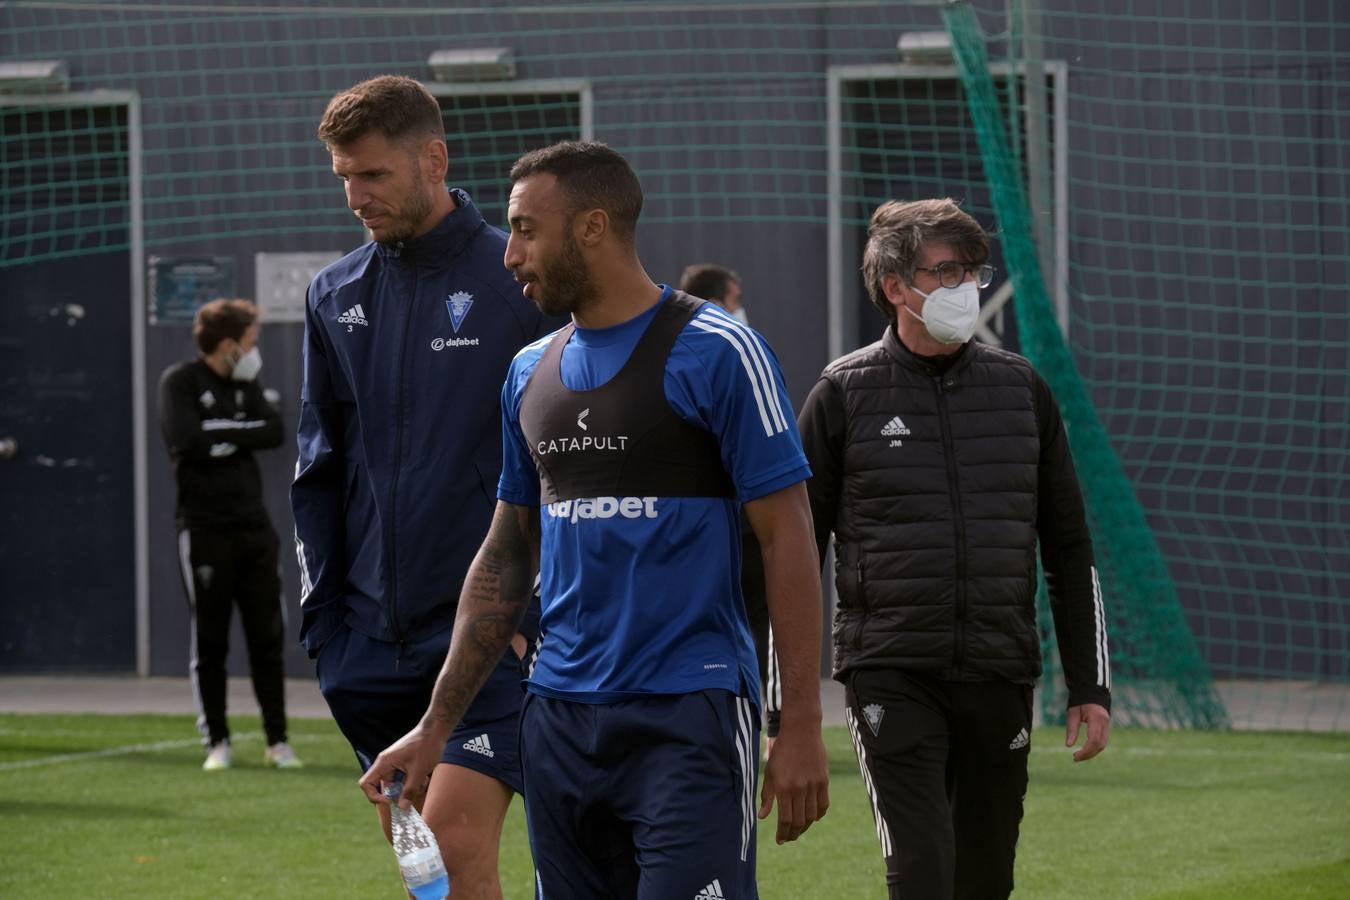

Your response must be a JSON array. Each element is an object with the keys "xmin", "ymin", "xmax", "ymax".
[{"xmin": 159, "ymin": 359, "xmax": 283, "ymax": 530}]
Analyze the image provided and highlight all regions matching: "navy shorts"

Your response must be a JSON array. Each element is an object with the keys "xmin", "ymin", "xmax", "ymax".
[
  {"xmin": 316, "ymin": 621, "xmax": 527, "ymax": 793},
  {"xmin": 520, "ymin": 689, "xmax": 760, "ymax": 900}
]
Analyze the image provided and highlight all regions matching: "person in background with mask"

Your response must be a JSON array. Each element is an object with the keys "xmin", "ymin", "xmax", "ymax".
[
  {"xmin": 158, "ymin": 297, "xmax": 300, "ymax": 771},
  {"xmin": 797, "ymin": 198, "xmax": 1111, "ymax": 899},
  {"xmin": 678, "ymin": 262, "xmax": 780, "ymax": 741},
  {"xmin": 679, "ymin": 263, "xmax": 749, "ymax": 324}
]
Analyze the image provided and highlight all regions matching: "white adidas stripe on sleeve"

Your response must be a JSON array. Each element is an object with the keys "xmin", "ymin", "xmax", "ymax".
[
  {"xmin": 701, "ymin": 307, "xmax": 790, "ymax": 433},
  {"xmin": 1091, "ymin": 565, "xmax": 1111, "ymax": 689},
  {"xmin": 765, "ymin": 625, "xmax": 782, "ymax": 713},
  {"xmin": 202, "ymin": 418, "xmax": 270, "ymax": 431},
  {"xmin": 294, "ymin": 530, "xmax": 313, "ymax": 602},
  {"xmin": 292, "ymin": 458, "xmax": 316, "ymax": 604},
  {"xmin": 690, "ymin": 309, "xmax": 790, "ymax": 437}
]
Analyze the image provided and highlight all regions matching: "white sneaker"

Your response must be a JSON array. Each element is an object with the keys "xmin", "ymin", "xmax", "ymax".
[
  {"xmin": 202, "ymin": 741, "xmax": 232, "ymax": 771},
  {"xmin": 263, "ymin": 741, "xmax": 303, "ymax": 769}
]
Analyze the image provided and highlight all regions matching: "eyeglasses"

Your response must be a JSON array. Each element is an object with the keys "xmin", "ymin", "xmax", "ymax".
[{"xmin": 913, "ymin": 262, "xmax": 996, "ymax": 289}]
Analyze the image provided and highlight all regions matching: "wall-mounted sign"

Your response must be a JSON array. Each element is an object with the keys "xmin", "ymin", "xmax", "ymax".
[
  {"xmin": 148, "ymin": 256, "xmax": 236, "ymax": 324},
  {"xmin": 255, "ymin": 251, "xmax": 343, "ymax": 323}
]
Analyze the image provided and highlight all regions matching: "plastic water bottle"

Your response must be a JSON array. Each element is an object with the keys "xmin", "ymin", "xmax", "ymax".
[{"xmin": 384, "ymin": 780, "xmax": 450, "ymax": 900}]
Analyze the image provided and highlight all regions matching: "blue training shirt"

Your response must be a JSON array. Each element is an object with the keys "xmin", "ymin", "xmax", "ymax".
[{"xmin": 498, "ymin": 288, "xmax": 810, "ymax": 704}]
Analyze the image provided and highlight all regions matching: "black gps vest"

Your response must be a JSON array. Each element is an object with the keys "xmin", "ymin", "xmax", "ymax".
[{"xmin": 518, "ymin": 291, "xmax": 734, "ymax": 503}]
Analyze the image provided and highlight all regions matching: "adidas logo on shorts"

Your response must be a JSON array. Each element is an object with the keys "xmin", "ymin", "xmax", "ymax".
[
  {"xmin": 694, "ymin": 878, "xmax": 726, "ymax": 899},
  {"xmin": 462, "ymin": 734, "xmax": 495, "ymax": 758}
]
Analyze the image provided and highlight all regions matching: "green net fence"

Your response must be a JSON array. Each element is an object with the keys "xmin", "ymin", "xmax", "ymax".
[
  {"xmin": 941, "ymin": 0, "xmax": 1228, "ymax": 729},
  {"xmin": 2, "ymin": 0, "xmax": 1346, "ymax": 728}
]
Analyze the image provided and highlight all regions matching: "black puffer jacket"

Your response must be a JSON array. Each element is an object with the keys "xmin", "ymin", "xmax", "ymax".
[{"xmin": 798, "ymin": 326, "xmax": 1110, "ymax": 710}]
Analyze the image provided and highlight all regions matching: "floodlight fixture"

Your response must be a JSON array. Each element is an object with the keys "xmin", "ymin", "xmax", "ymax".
[
  {"xmin": 0, "ymin": 59, "xmax": 70, "ymax": 94},
  {"xmin": 897, "ymin": 32, "xmax": 954, "ymax": 65},
  {"xmin": 427, "ymin": 47, "xmax": 516, "ymax": 83}
]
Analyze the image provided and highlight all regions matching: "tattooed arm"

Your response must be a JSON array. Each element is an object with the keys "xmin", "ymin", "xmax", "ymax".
[{"xmin": 359, "ymin": 501, "xmax": 539, "ymax": 808}]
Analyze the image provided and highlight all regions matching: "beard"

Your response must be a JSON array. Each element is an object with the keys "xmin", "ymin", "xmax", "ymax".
[
  {"xmin": 531, "ymin": 234, "xmax": 597, "ymax": 318},
  {"xmin": 370, "ymin": 189, "xmax": 432, "ymax": 245}
]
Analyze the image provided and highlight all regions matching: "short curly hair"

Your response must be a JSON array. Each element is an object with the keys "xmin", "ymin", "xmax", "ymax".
[
  {"xmin": 509, "ymin": 141, "xmax": 643, "ymax": 241},
  {"xmin": 193, "ymin": 299, "xmax": 258, "ymax": 355},
  {"xmin": 318, "ymin": 75, "xmax": 443, "ymax": 149},
  {"xmin": 678, "ymin": 264, "xmax": 740, "ymax": 303}
]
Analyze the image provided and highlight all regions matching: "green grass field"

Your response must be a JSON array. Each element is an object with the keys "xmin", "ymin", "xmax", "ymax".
[{"xmin": 1, "ymin": 714, "xmax": 1347, "ymax": 898}]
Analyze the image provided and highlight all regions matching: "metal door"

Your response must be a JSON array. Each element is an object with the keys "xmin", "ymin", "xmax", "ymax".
[{"xmin": 0, "ymin": 97, "xmax": 139, "ymax": 672}]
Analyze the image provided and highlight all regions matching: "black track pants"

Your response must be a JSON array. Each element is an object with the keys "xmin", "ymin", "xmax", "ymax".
[
  {"xmin": 844, "ymin": 669, "xmax": 1033, "ymax": 900},
  {"xmin": 177, "ymin": 524, "xmax": 288, "ymax": 746}
]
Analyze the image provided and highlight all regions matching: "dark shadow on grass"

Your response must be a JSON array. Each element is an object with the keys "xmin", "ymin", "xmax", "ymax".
[
  {"xmin": 2, "ymin": 749, "xmax": 357, "ymax": 777},
  {"xmin": 829, "ymin": 757, "xmax": 861, "ymax": 777},
  {"xmin": 1147, "ymin": 856, "xmax": 1350, "ymax": 899},
  {"xmin": 300, "ymin": 763, "xmax": 367, "ymax": 778},
  {"xmin": 103, "ymin": 754, "xmax": 361, "ymax": 778},
  {"xmin": 756, "ymin": 757, "xmax": 860, "ymax": 778},
  {"xmin": 0, "ymin": 742, "xmax": 132, "ymax": 756},
  {"xmin": 1029, "ymin": 768, "xmax": 1213, "ymax": 791},
  {"xmin": 0, "ymin": 799, "xmax": 177, "ymax": 819}
]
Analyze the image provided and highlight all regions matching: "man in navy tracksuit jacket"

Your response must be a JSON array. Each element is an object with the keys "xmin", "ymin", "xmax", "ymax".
[{"xmin": 291, "ymin": 75, "xmax": 555, "ymax": 897}]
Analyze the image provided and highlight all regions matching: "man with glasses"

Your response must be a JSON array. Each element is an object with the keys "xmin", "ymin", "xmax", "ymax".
[{"xmin": 797, "ymin": 198, "xmax": 1111, "ymax": 899}]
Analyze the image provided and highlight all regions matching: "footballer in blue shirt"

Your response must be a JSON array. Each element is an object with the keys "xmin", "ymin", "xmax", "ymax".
[{"xmin": 362, "ymin": 141, "xmax": 829, "ymax": 900}]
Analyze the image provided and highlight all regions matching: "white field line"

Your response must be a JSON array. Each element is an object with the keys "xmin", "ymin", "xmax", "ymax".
[
  {"xmin": 2, "ymin": 732, "xmax": 1345, "ymax": 772},
  {"xmin": 1031, "ymin": 744, "xmax": 1350, "ymax": 762},
  {"xmin": 0, "ymin": 732, "xmax": 326, "ymax": 773}
]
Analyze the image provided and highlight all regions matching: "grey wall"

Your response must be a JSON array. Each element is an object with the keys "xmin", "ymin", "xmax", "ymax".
[
  {"xmin": 4, "ymin": 0, "xmax": 1345, "ymax": 681},
  {"xmin": 6, "ymin": 0, "xmax": 926, "ymax": 677}
]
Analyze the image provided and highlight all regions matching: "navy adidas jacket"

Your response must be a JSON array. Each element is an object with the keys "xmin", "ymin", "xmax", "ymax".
[{"xmin": 291, "ymin": 190, "xmax": 554, "ymax": 656}]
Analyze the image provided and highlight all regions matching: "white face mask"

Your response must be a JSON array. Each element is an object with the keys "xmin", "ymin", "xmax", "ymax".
[
  {"xmin": 904, "ymin": 280, "xmax": 980, "ymax": 344},
  {"xmin": 730, "ymin": 306, "xmax": 750, "ymax": 326},
  {"xmin": 231, "ymin": 346, "xmax": 262, "ymax": 382}
]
